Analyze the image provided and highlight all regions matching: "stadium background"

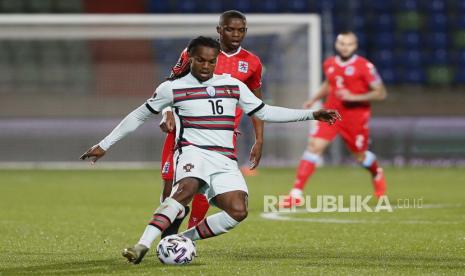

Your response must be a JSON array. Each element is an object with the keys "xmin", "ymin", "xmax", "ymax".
[{"xmin": 0, "ymin": 0, "xmax": 464, "ymax": 167}]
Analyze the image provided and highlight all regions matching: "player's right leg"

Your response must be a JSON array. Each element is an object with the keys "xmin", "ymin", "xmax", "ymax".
[
  {"xmin": 122, "ymin": 177, "xmax": 202, "ymax": 264},
  {"xmin": 180, "ymin": 162, "xmax": 248, "ymax": 241},
  {"xmin": 280, "ymin": 122, "xmax": 337, "ymax": 208},
  {"xmin": 158, "ymin": 132, "xmax": 191, "ymax": 238}
]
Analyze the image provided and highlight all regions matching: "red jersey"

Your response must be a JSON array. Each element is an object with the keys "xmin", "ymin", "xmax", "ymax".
[
  {"xmin": 323, "ymin": 55, "xmax": 382, "ymax": 111},
  {"xmin": 215, "ymin": 47, "xmax": 262, "ymax": 90},
  {"xmin": 171, "ymin": 47, "xmax": 262, "ymax": 91}
]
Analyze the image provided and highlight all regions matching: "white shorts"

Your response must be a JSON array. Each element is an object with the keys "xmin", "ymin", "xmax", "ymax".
[{"xmin": 173, "ymin": 146, "xmax": 248, "ymax": 203}]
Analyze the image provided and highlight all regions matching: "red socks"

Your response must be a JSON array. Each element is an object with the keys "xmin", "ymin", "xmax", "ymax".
[
  {"xmin": 292, "ymin": 159, "xmax": 316, "ymax": 191},
  {"xmin": 361, "ymin": 151, "xmax": 379, "ymax": 177},
  {"xmin": 187, "ymin": 194, "xmax": 210, "ymax": 228},
  {"xmin": 366, "ymin": 160, "xmax": 379, "ymax": 177}
]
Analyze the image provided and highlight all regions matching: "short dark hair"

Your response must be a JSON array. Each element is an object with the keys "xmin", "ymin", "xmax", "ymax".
[
  {"xmin": 219, "ymin": 10, "xmax": 246, "ymax": 25},
  {"xmin": 187, "ymin": 36, "xmax": 221, "ymax": 56},
  {"xmin": 167, "ymin": 36, "xmax": 220, "ymax": 80},
  {"xmin": 338, "ymin": 31, "xmax": 357, "ymax": 38}
]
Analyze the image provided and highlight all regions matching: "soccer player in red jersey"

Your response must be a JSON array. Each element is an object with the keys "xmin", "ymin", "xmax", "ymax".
[
  {"xmin": 281, "ymin": 31, "xmax": 388, "ymax": 208},
  {"xmin": 160, "ymin": 10, "xmax": 264, "ymax": 235}
]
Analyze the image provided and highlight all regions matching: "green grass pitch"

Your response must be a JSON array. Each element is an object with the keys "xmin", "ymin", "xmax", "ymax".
[{"xmin": 0, "ymin": 167, "xmax": 464, "ymax": 275}]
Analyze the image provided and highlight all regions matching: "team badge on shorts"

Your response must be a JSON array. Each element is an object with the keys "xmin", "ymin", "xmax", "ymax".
[
  {"xmin": 183, "ymin": 163, "xmax": 195, "ymax": 172},
  {"xmin": 238, "ymin": 61, "xmax": 248, "ymax": 73},
  {"xmin": 206, "ymin": 86, "xmax": 216, "ymax": 97},
  {"xmin": 345, "ymin": 66, "xmax": 355, "ymax": 76}
]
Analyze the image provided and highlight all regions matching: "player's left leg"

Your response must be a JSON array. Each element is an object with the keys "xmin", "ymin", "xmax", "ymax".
[
  {"xmin": 181, "ymin": 167, "xmax": 248, "ymax": 241},
  {"xmin": 340, "ymin": 116, "xmax": 386, "ymax": 198},
  {"xmin": 181, "ymin": 190, "xmax": 247, "ymax": 241}
]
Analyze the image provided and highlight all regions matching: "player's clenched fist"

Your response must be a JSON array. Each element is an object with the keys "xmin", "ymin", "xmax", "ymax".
[
  {"xmin": 80, "ymin": 144, "xmax": 106, "ymax": 164},
  {"xmin": 312, "ymin": 109, "xmax": 342, "ymax": 125},
  {"xmin": 159, "ymin": 110, "xmax": 176, "ymax": 133}
]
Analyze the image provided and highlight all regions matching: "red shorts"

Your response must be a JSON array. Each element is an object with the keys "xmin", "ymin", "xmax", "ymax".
[
  {"xmin": 160, "ymin": 107, "xmax": 244, "ymax": 180},
  {"xmin": 311, "ymin": 109, "xmax": 370, "ymax": 153},
  {"xmin": 161, "ymin": 131, "xmax": 176, "ymax": 180}
]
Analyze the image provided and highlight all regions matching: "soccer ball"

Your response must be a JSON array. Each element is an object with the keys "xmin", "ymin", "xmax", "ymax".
[{"xmin": 156, "ymin": 234, "xmax": 196, "ymax": 265}]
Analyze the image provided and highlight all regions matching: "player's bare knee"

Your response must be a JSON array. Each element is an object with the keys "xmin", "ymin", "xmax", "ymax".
[
  {"xmin": 227, "ymin": 204, "xmax": 248, "ymax": 222},
  {"xmin": 171, "ymin": 178, "xmax": 200, "ymax": 205}
]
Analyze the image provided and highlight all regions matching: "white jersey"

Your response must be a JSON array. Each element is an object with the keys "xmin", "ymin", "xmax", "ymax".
[
  {"xmin": 97, "ymin": 73, "xmax": 315, "ymax": 158},
  {"xmin": 146, "ymin": 73, "xmax": 264, "ymax": 160}
]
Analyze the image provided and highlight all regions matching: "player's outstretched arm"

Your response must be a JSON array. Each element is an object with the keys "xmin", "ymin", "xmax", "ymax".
[
  {"xmin": 250, "ymin": 104, "xmax": 341, "ymax": 124},
  {"xmin": 239, "ymin": 81, "xmax": 340, "ymax": 124},
  {"xmin": 79, "ymin": 104, "xmax": 155, "ymax": 164}
]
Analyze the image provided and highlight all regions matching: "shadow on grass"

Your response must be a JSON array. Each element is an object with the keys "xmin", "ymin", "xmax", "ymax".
[{"xmin": 1, "ymin": 257, "xmax": 205, "ymax": 275}]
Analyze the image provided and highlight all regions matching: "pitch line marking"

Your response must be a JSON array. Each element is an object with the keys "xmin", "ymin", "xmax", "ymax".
[{"xmin": 260, "ymin": 204, "xmax": 462, "ymax": 224}]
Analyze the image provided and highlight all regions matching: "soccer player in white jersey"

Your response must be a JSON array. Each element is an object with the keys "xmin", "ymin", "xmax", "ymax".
[{"xmin": 80, "ymin": 36, "xmax": 341, "ymax": 264}]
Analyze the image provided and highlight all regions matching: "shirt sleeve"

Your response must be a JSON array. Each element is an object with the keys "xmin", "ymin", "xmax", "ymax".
[
  {"xmin": 243, "ymin": 58, "xmax": 263, "ymax": 91},
  {"xmin": 145, "ymin": 81, "xmax": 174, "ymax": 114},
  {"xmin": 237, "ymin": 80, "xmax": 265, "ymax": 116},
  {"xmin": 98, "ymin": 104, "xmax": 154, "ymax": 151},
  {"xmin": 237, "ymin": 79, "xmax": 315, "ymax": 122},
  {"xmin": 253, "ymin": 105, "xmax": 315, "ymax": 122},
  {"xmin": 362, "ymin": 61, "xmax": 383, "ymax": 86}
]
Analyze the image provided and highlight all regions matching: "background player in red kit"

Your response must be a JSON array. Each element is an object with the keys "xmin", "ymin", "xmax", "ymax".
[
  {"xmin": 281, "ymin": 31, "xmax": 388, "ymax": 208},
  {"xmin": 160, "ymin": 10, "xmax": 264, "ymax": 234}
]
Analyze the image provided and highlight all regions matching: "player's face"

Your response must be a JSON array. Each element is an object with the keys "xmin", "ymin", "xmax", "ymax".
[
  {"xmin": 217, "ymin": 18, "xmax": 247, "ymax": 53},
  {"xmin": 189, "ymin": 46, "xmax": 219, "ymax": 82},
  {"xmin": 335, "ymin": 34, "xmax": 358, "ymax": 60}
]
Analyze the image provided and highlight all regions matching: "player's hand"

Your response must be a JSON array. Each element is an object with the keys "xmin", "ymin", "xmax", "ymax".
[
  {"xmin": 303, "ymin": 99, "xmax": 316, "ymax": 108},
  {"xmin": 312, "ymin": 109, "xmax": 342, "ymax": 125},
  {"xmin": 79, "ymin": 145, "xmax": 106, "ymax": 164},
  {"xmin": 249, "ymin": 141, "xmax": 263, "ymax": 170},
  {"xmin": 336, "ymin": 89, "xmax": 358, "ymax": 101},
  {"xmin": 160, "ymin": 111, "xmax": 175, "ymax": 133}
]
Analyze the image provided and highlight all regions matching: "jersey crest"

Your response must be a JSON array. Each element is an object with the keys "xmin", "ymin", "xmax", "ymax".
[
  {"xmin": 238, "ymin": 61, "xmax": 249, "ymax": 73},
  {"xmin": 344, "ymin": 66, "xmax": 355, "ymax": 76},
  {"xmin": 206, "ymin": 86, "xmax": 216, "ymax": 97}
]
